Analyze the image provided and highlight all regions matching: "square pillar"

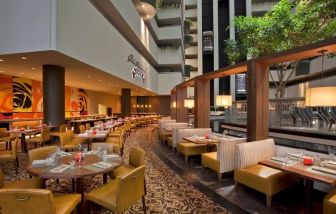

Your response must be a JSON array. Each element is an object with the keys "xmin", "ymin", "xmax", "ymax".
[
  {"xmin": 121, "ymin": 88, "xmax": 131, "ymax": 117},
  {"xmin": 176, "ymin": 87, "xmax": 188, "ymax": 123},
  {"xmin": 171, "ymin": 89, "xmax": 177, "ymax": 120},
  {"xmin": 247, "ymin": 60, "xmax": 269, "ymax": 141},
  {"xmin": 194, "ymin": 79, "xmax": 210, "ymax": 128}
]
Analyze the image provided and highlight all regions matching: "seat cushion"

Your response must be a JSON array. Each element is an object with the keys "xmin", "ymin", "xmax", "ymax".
[
  {"xmin": 201, "ymin": 152, "xmax": 220, "ymax": 173},
  {"xmin": 324, "ymin": 188, "xmax": 336, "ymax": 214},
  {"xmin": 177, "ymin": 142, "xmax": 208, "ymax": 157},
  {"xmin": 86, "ymin": 179, "xmax": 118, "ymax": 211},
  {"xmin": 234, "ymin": 164, "xmax": 300, "ymax": 196},
  {"xmin": 0, "ymin": 150, "xmax": 15, "ymax": 160},
  {"xmin": 167, "ymin": 137, "xmax": 173, "ymax": 146},
  {"xmin": 53, "ymin": 193, "xmax": 81, "ymax": 214},
  {"xmin": 26, "ymin": 137, "xmax": 42, "ymax": 143},
  {"xmin": 3, "ymin": 177, "xmax": 43, "ymax": 189},
  {"xmin": 109, "ymin": 164, "xmax": 135, "ymax": 179}
]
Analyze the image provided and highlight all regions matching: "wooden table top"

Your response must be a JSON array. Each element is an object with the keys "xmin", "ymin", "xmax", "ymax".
[
  {"xmin": 5, "ymin": 129, "xmax": 41, "ymax": 134},
  {"xmin": 183, "ymin": 136, "xmax": 219, "ymax": 145},
  {"xmin": 27, "ymin": 153, "xmax": 123, "ymax": 179},
  {"xmin": 259, "ymin": 159, "xmax": 336, "ymax": 185},
  {"xmin": 77, "ymin": 131, "xmax": 109, "ymax": 139}
]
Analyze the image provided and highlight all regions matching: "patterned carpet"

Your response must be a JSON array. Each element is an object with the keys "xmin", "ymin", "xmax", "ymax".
[{"xmin": 0, "ymin": 126, "xmax": 229, "ymax": 214}]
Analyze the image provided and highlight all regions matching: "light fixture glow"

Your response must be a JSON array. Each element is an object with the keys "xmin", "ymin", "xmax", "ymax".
[
  {"xmin": 0, "ymin": 59, "xmax": 4, "ymax": 62},
  {"xmin": 32, "ymin": 67, "xmax": 36, "ymax": 70},
  {"xmin": 216, "ymin": 95, "xmax": 232, "ymax": 107},
  {"xmin": 21, "ymin": 57, "xmax": 27, "ymax": 60},
  {"xmin": 0, "ymin": 70, "xmax": 4, "ymax": 73},
  {"xmin": 172, "ymin": 101, "xmax": 176, "ymax": 108},
  {"xmin": 184, "ymin": 99, "xmax": 194, "ymax": 109}
]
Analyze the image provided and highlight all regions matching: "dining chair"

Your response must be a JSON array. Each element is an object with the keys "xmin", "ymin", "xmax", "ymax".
[
  {"xmin": 106, "ymin": 130, "xmax": 125, "ymax": 155},
  {"xmin": 86, "ymin": 165, "xmax": 146, "ymax": 214},
  {"xmin": 28, "ymin": 146, "xmax": 57, "ymax": 163},
  {"xmin": 0, "ymin": 188, "xmax": 81, "ymax": 214},
  {"xmin": 79, "ymin": 125, "xmax": 86, "ymax": 134},
  {"xmin": 50, "ymin": 124, "xmax": 67, "ymax": 141},
  {"xmin": 0, "ymin": 127, "xmax": 16, "ymax": 150},
  {"xmin": 85, "ymin": 123, "xmax": 91, "ymax": 130},
  {"xmin": 0, "ymin": 137, "xmax": 19, "ymax": 173},
  {"xmin": 0, "ymin": 167, "xmax": 42, "ymax": 189},
  {"xmin": 26, "ymin": 128, "xmax": 51, "ymax": 148}
]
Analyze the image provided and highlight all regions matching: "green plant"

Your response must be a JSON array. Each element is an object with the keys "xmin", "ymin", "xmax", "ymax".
[
  {"xmin": 184, "ymin": 65, "xmax": 193, "ymax": 77},
  {"xmin": 184, "ymin": 34, "xmax": 193, "ymax": 45},
  {"xmin": 184, "ymin": 19, "xmax": 193, "ymax": 33},
  {"xmin": 225, "ymin": 0, "xmax": 336, "ymax": 98},
  {"xmin": 157, "ymin": 0, "xmax": 181, "ymax": 8}
]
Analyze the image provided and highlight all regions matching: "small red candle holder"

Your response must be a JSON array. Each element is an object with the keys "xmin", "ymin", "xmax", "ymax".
[
  {"xmin": 75, "ymin": 153, "xmax": 83, "ymax": 163},
  {"xmin": 303, "ymin": 156, "xmax": 313, "ymax": 165},
  {"xmin": 205, "ymin": 134, "xmax": 210, "ymax": 139},
  {"xmin": 92, "ymin": 130, "xmax": 97, "ymax": 135},
  {"xmin": 43, "ymin": 124, "xmax": 47, "ymax": 127},
  {"xmin": 19, "ymin": 128, "xmax": 25, "ymax": 131}
]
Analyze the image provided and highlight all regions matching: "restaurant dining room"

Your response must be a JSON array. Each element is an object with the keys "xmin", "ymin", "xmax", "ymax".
[{"xmin": 1, "ymin": 0, "xmax": 336, "ymax": 214}]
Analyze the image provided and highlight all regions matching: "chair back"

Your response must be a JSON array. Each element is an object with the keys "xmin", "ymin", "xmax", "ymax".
[
  {"xmin": 85, "ymin": 123, "xmax": 91, "ymax": 130},
  {"xmin": 217, "ymin": 137, "xmax": 246, "ymax": 173},
  {"xmin": 0, "ymin": 188, "xmax": 55, "ymax": 214},
  {"xmin": 116, "ymin": 165, "xmax": 145, "ymax": 213},
  {"xmin": 158, "ymin": 119, "xmax": 176, "ymax": 133},
  {"xmin": 67, "ymin": 130, "xmax": 75, "ymax": 140},
  {"xmin": 176, "ymin": 128, "xmax": 211, "ymax": 145},
  {"xmin": 59, "ymin": 124, "xmax": 66, "ymax": 133},
  {"xmin": 10, "ymin": 137, "xmax": 19, "ymax": 158},
  {"xmin": 79, "ymin": 125, "xmax": 85, "ymax": 134},
  {"xmin": 0, "ymin": 128, "xmax": 8, "ymax": 138},
  {"xmin": 41, "ymin": 128, "xmax": 51, "ymax": 142},
  {"xmin": 235, "ymin": 138, "xmax": 275, "ymax": 169},
  {"xmin": 59, "ymin": 132, "xmax": 70, "ymax": 146},
  {"xmin": 129, "ymin": 147, "xmax": 145, "ymax": 167},
  {"xmin": 91, "ymin": 143, "xmax": 113, "ymax": 153},
  {"xmin": 28, "ymin": 146, "xmax": 57, "ymax": 163}
]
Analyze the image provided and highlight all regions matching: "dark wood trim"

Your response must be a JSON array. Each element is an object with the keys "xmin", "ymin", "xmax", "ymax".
[
  {"xmin": 176, "ymin": 87, "xmax": 188, "ymax": 123},
  {"xmin": 194, "ymin": 79, "xmax": 210, "ymax": 128},
  {"xmin": 171, "ymin": 90, "xmax": 177, "ymax": 119}
]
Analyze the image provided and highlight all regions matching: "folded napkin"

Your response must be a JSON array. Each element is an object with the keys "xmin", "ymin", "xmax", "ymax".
[
  {"xmin": 325, "ymin": 160, "xmax": 336, "ymax": 165},
  {"xmin": 271, "ymin": 157, "xmax": 293, "ymax": 164},
  {"xmin": 312, "ymin": 166, "xmax": 336, "ymax": 176},
  {"xmin": 85, "ymin": 150, "xmax": 99, "ymax": 155},
  {"xmin": 31, "ymin": 159, "xmax": 50, "ymax": 166},
  {"xmin": 50, "ymin": 164, "xmax": 71, "ymax": 173},
  {"xmin": 104, "ymin": 154, "xmax": 120, "ymax": 159},
  {"xmin": 92, "ymin": 162, "xmax": 112, "ymax": 169},
  {"xmin": 288, "ymin": 153, "xmax": 301, "ymax": 160},
  {"xmin": 58, "ymin": 151, "xmax": 71, "ymax": 157}
]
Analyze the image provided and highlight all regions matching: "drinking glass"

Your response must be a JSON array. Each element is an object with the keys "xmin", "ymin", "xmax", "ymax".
[
  {"xmin": 83, "ymin": 147, "xmax": 88, "ymax": 154},
  {"xmin": 102, "ymin": 150, "xmax": 107, "ymax": 161},
  {"xmin": 282, "ymin": 153, "xmax": 289, "ymax": 167},
  {"xmin": 328, "ymin": 149, "xmax": 335, "ymax": 161}
]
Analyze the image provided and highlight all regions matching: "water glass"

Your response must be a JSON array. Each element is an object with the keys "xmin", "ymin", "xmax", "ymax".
[
  {"xmin": 83, "ymin": 147, "xmax": 88, "ymax": 154},
  {"xmin": 282, "ymin": 153, "xmax": 289, "ymax": 167},
  {"xmin": 102, "ymin": 150, "xmax": 108, "ymax": 161}
]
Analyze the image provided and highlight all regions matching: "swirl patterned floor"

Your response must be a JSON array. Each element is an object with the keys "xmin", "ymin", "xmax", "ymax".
[{"xmin": 0, "ymin": 126, "xmax": 230, "ymax": 214}]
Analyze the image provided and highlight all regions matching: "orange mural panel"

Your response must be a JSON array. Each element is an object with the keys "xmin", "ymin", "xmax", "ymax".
[
  {"xmin": 32, "ymin": 80, "xmax": 43, "ymax": 112},
  {"xmin": 0, "ymin": 75, "xmax": 13, "ymax": 113}
]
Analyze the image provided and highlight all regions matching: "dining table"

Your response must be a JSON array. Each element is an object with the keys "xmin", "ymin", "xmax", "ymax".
[
  {"xmin": 26, "ymin": 151, "xmax": 123, "ymax": 213},
  {"xmin": 183, "ymin": 136, "xmax": 219, "ymax": 152},
  {"xmin": 76, "ymin": 130, "xmax": 109, "ymax": 150},
  {"xmin": 259, "ymin": 156, "xmax": 336, "ymax": 214},
  {"xmin": 5, "ymin": 128, "xmax": 41, "ymax": 152}
]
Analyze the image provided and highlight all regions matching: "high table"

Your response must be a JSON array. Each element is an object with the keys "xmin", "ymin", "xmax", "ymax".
[
  {"xmin": 259, "ymin": 159, "xmax": 336, "ymax": 214},
  {"xmin": 26, "ymin": 152, "xmax": 123, "ymax": 213}
]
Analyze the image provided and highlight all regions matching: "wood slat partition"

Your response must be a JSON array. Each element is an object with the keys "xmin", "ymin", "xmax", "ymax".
[
  {"xmin": 194, "ymin": 79, "xmax": 210, "ymax": 128},
  {"xmin": 176, "ymin": 87, "xmax": 188, "ymax": 123},
  {"xmin": 171, "ymin": 89, "xmax": 177, "ymax": 120}
]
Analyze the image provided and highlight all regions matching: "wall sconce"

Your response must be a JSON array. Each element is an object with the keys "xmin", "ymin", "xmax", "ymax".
[
  {"xmin": 172, "ymin": 101, "xmax": 176, "ymax": 108},
  {"xmin": 136, "ymin": 104, "xmax": 139, "ymax": 108},
  {"xmin": 184, "ymin": 99, "xmax": 194, "ymax": 109},
  {"xmin": 216, "ymin": 95, "xmax": 232, "ymax": 107},
  {"xmin": 145, "ymin": 104, "xmax": 148, "ymax": 108},
  {"xmin": 149, "ymin": 104, "xmax": 151, "ymax": 108}
]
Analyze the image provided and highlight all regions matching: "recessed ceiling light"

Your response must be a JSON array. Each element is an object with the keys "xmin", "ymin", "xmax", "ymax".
[
  {"xmin": 146, "ymin": 15, "xmax": 150, "ymax": 18},
  {"xmin": 98, "ymin": 79, "xmax": 102, "ymax": 82},
  {"xmin": 21, "ymin": 57, "xmax": 27, "ymax": 60},
  {"xmin": 142, "ymin": 4, "xmax": 145, "ymax": 8},
  {"xmin": 87, "ymin": 75, "xmax": 91, "ymax": 78},
  {"xmin": 32, "ymin": 67, "xmax": 36, "ymax": 70},
  {"xmin": 0, "ymin": 59, "xmax": 4, "ymax": 62},
  {"xmin": 20, "ymin": 72, "xmax": 24, "ymax": 75},
  {"xmin": 108, "ymin": 82, "xmax": 111, "ymax": 85},
  {"xmin": 0, "ymin": 70, "xmax": 4, "ymax": 73}
]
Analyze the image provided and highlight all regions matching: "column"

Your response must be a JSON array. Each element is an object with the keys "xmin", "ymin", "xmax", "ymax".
[
  {"xmin": 247, "ymin": 60, "xmax": 269, "ymax": 141},
  {"xmin": 121, "ymin": 88, "xmax": 131, "ymax": 117},
  {"xmin": 213, "ymin": 0, "xmax": 219, "ymax": 102},
  {"xmin": 171, "ymin": 89, "xmax": 177, "ymax": 120},
  {"xmin": 43, "ymin": 65, "xmax": 65, "ymax": 127},
  {"xmin": 194, "ymin": 79, "xmax": 210, "ymax": 128},
  {"xmin": 176, "ymin": 87, "xmax": 188, "ymax": 123}
]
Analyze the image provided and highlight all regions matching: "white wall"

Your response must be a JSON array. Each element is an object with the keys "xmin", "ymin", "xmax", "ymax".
[
  {"xmin": 57, "ymin": 0, "xmax": 159, "ymax": 93},
  {"xmin": 158, "ymin": 72, "xmax": 183, "ymax": 94},
  {"xmin": 0, "ymin": 0, "xmax": 56, "ymax": 54}
]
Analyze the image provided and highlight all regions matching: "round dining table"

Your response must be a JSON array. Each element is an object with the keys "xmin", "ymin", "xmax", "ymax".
[{"xmin": 26, "ymin": 152, "xmax": 123, "ymax": 213}]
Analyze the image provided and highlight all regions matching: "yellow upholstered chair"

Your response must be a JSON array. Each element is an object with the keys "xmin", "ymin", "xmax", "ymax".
[
  {"xmin": 0, "ymin": 138, "xmax": 19, "ymax": 173},
  {"xmin": 0, "ymin": 128, "xmax": 16, "ymax": 150},
  {"xmin": 26, "ymin": 128, "xmax": 51, "ymax": 148},
  {"xmin": 79, "ymin": 125, "xmax": 86, "ymax": 134},
  {"xmin": 0, "ymin": 188, "xmax": 81, "ymax": 214},
  {"xmin": 324, "ymin": 188, "xmax": 336, "ymax": 214},
  {"xmin": 0, "ymin": 168, "xmax": 42, "ymax": 189},
  {"xmin": 87, "ymin": 165, "xmax": 146, "ymax": 214},
  {"xmin": 50, "ymin": 124, "xmax": 67, "ymax": 140},
  {"xmin": 59, "ymin": 130, "xmax": 84, "ymax": 151},
  {"xmin": 234, "ymin": 139, "xmax": 301, "ymax": 207},
  {"xmin": 91, "ymin": 143, "xmax": 114, "ymax": 153},
  {"xmin": 109, "ymin": 147, "xmax": 145, "ymax": 179},
  {"xmin": 106, "ymin": 130, "xmax": 125, "ymax": 155},
  {"xmin": 28, "ymin": 146, "xmax": 57, "ymax": 163},
  {"xmin": 85, "ymin": 123, "xmax": 91, "ymax": 130}
]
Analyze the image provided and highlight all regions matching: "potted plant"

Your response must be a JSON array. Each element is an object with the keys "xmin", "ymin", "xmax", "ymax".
[
  {"xmin": 184, "ymin": 34, "xmax": 193, "ymax": 49},
  {"xmin": 157, "ymin": 0, "xmax": 181, "ymax": 8},
  {"xmin": 184, "ymin": 19, "xmax": 193, "ymax": 34},
  {"xmin": 184, "ymin": 65, "xmax": 193, "ymax": 78}
]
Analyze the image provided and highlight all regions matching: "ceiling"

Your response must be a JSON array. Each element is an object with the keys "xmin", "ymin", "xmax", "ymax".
[{"xmin": 0, "ymin": 50, "xmax": 157, "ymax": 97}]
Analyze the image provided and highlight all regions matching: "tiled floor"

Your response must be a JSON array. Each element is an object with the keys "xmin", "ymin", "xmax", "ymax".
[{"xmin": 151, "ymin": 133, "xmax": 326, "ymax": 214}]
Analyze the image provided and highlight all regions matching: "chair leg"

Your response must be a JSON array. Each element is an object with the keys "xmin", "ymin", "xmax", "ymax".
[
  {"xmin": 14, "ymin": 161, "xmax": 18, "ymax": 175},
  {"xmin": 185, "ymin": 155, "xmax": 188, "ymax": 163},
  {"xmin": 144, "ymin": 179, "xmax": 147, "ymax": 195},
  {"xmin": 142, "ymin": 195, "xmax": 146, "ymax": 214},
  {"xmin": 266, "ymin": 195, "xmax": 272, "ymax": 207},
  {"xmin": 16, "ymin": 157, "xmax": 19, "ymax": 168},
  {"xmin": 34, "ymin": 142, "xmax": 37, "ymax": 148}
]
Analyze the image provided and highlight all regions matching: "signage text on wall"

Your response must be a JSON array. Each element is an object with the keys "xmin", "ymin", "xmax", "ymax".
[{"xmin": 127, "ymin": 55, "xmax": 146, "ymax": 83}]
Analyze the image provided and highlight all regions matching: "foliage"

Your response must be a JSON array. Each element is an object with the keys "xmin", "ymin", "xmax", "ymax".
[
  {"xmin": 184, "ymin": 19, "xmax": 193, "ymax": 30},
  {"xmin": 184, "ymin": 65, "xmax": 193, "ymax": 77},
  {"xmin": 184, "ymin": 34, "xmax": 193, "ymax": 45},
  {"xmin": 224, "ymin": 0, "xmax": 336, "ymax": 98},
  {"xmin": 157, "ymin": 0, "xmax": 181, "ymax": 8}
]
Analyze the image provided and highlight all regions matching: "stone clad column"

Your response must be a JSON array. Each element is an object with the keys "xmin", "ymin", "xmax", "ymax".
[
  {"xmin": 43, "ymin": 65, "xmax": 65, "ymax": 127},
  {"xmin": 121, "ymin": 88, "xmax": 131, "ymax": 117}
]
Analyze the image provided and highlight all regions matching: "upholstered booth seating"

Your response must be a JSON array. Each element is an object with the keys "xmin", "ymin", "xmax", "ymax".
[
  {"xmin": 87, "ymin": 165, "xmax": 146, "ymax": 214},
  {"xmin": 0, "ymin": 188, "xmax": 81, "ymax": 214},
  {"xmin": 234, "ymin": 139, "xmax": 300, "ymax": 207},
  {"xmin": 176, "ymin": 128, "xmax": 212, "ymax": 162},
  {"xmin": 324, "ymin": 187, "xmax": 336, "ymax": 214},
  {"xmin": 0, "ymin": 138, "xmax": 19, "ymax": 173},
  {"xmin": 0, "ymin": 128, "xmax": 16, "ymax": 150},
  {"xmin": 11, "ymin": 120, "xmax": 40, "ymax": 128},
  {"xmin": 109, "ymin": 147, "xmax": 145, "ymax": 179},
  {"xmin": 26, "ymin": 128, "xmax": 51, "ymax": 148},
  {"xmin": 157, "ymin": 119, "xmax": 176, "ymax": 141},
  {"xmin": 0, "ymin": 168, "xmax": 42, "ymax": 189},
  {"xmin": 166, "ymin": 124, "xmax": 189, "ymax": 151},
  {"xmin": 202, "ymin": 136, "xmax": 246, "ymax": 180},
  {"xmin": 59, "ymin": 130, "xmax": 85, "ymax": 151}
]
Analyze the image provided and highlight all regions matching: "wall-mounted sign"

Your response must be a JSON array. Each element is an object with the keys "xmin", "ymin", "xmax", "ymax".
[
  {"xmin": 127, "ymin": 55, "xmax": 146, "ymax": 83},
  {"xmin": 235, "ymin": 73, "xmax": 247, "ymax": 94}
]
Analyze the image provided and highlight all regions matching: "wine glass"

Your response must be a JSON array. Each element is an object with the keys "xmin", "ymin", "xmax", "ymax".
[
  {"xmin": 83, "ymin": 147, "xmax": 88, "ymax": 154},
  {"xmin": 282, "ymin": 153, "xmax": 289, "ymax": 167},
  {"xmin": 328, "ymin": 149, "xmax": 335, "ymax": 161},
  {"xmin": 69, "ymin": 160, "xmax": 76, "ymax": 169}
]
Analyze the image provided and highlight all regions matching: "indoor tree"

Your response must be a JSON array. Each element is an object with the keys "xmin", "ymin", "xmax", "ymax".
[{"xmin": 225, "ymin": 0, "xmax": 336, "ymax": 98}]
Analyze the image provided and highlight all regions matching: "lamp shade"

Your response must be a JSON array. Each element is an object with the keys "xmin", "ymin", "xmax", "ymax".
[
  {"xmin": 215, "ymin": 95, "xmax": 232, "ymax": 107},
  {"xmin": 305, "ymin": 87, "xmax": 336, "ymax": 107},
  {"xmin": 137, "ymin": 0, "xmax": 156, "ymax": 20},
  {"xmin": 184, "ymin": 99, "xmax": 194, "ymax": 108},
  {"xmin": 172, "ymin": 101, "xmax": 176, "ymax": 108}
]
